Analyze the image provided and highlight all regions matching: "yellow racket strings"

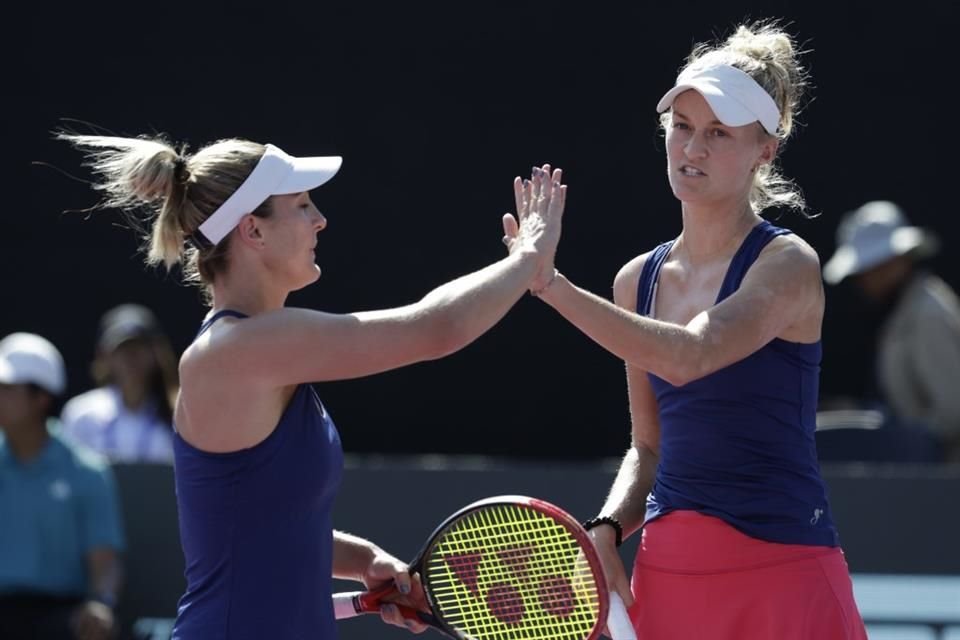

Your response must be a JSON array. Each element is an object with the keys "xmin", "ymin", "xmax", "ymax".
[{"xmin": 425, "ymin": 504, "xmax": 601, "ymax": 640}]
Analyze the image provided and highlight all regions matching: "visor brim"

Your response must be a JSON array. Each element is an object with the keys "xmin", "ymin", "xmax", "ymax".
[
  {"xmin": 275, "ymin": 155, "xmax": 343, "ymax": 195},
  {"xmin": 657, "ymin": 83, "xmax": 763, "ymax": 128}
]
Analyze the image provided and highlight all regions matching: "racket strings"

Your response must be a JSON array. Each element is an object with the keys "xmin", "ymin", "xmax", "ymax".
[
  {"xmin": 425, "ymin": 504, "xmax": 601, "ymax": 640},
  {"xmin": 438, "ymin": 506, "xmax": 598, "ymax": 639}
]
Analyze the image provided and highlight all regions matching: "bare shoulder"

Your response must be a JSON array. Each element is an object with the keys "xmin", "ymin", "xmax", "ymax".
[
  {"xmin": 177, "ymin": 340, "xmax": 203, "ymax": 385},
  {"xmin": 174, "ymin": 316, "xmax": 282, "ymax": 449},
  {"xmin": 750, "ymin": 231, "xmax": 824, "ymax": 341},
  {"xmin": 177, "ymin": 315, "xmax": 247, "ymax": 383},
  {"xmin": 755, "ymin": 232, "xmax": 823, "ymax": 283},
  {"xmin": 613, "ymin": 250, "xmax": 657, "ymax": 310}
]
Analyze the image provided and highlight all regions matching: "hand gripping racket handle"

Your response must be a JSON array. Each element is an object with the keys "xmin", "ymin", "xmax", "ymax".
[
  {"xmin": 332, "ymin": 590, "xmax": 371, "ymax": 620},
  {"xmin": 332, "ymin": 584, "xmax": 436, "ymax": 626},
  {"xmin": 607, "ymin": 592, "xmax": 637, "ymax": 640}
]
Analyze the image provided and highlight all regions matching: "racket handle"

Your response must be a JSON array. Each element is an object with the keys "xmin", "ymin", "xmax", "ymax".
[
  {"xmin": 607, "ymin": 592, "xmax": 637, "ymax": 640},
  {"xmin": 334, "ymin": 581, "xmax": 396, "ymax": 620},
  {"xmin": 332, "ymin": 590, "xmax": 436, "ymax": 626},
  {"xmin": 332, "ymin": 591, "xmax": 366, "ymax": 620}
]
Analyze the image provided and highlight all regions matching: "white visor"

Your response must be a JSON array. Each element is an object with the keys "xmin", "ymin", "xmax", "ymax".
[
  {"xmin": 656, "ymin": 64, "xmax": 781, "ymax": 135},
  {"xmin": 197, "ymin": 144, "xmax": 342, "ymax": 245}
]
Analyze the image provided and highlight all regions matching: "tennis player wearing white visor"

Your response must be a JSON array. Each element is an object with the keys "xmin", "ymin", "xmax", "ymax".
[
  {"xmin": 656, "ymin": 62, "xmax": 782, "ymax": 135},
  {"xmin": 57, "ymin": 130, "xmax": 567, "ymax": 640},
  {"xmin": 510, "ymin": 22, "xmax": 867, "ymax": 639},
  {"xmin": 190, "ymin": 143, "xmax": 342, "ymax": 246}
]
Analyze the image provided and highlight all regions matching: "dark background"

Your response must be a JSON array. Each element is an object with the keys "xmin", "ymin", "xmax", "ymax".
[{"xmin": 8, "ymin": 2, "xmax": 959, "ymax": 459}]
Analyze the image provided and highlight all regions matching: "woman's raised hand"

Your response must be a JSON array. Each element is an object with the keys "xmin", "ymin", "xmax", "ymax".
[{"xmin": 502, "ymin": 164, "xmax": 566, "ymax": 290}]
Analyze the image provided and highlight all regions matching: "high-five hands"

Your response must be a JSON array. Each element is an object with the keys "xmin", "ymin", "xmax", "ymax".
[{"xmin": 502, "ymin": 164, "xmax": 566, "ymax": 293}]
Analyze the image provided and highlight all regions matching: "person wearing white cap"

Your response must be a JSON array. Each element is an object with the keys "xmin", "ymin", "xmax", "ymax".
[
  {"xmin": 823, "ymin": 200, "xmax": 960, "ymax": 461},
  {"xmin": 58, "ymin": 130, "xmax": 565, "ymax": 638},
  {"xmin": 503, "ymin": 20, "xmax": 866, "ymax": 639},
  {"xmin": 0, "ymin": 333, "xmax": 125, "ymax": 640}
]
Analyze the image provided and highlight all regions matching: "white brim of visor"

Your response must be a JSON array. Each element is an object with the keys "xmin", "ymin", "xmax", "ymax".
[
  {"xmin": 656, "ymin": 64, "xmax": 780, "ymax": 136},
  {"xmin": 197, "ymin": 144, "xmax": 342, "ymax": 245}
]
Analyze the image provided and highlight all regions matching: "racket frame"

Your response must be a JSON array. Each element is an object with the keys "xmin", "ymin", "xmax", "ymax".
[{"xmin": 412, "ymin": 494, "xmax": 611, "ymax": 640}]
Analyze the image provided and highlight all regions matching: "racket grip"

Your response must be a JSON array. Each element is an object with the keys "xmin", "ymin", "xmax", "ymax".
[
  {"xmin": 332, "ymin": 590, "xmax": 435, "ymax": 626},
  {"xmin": 607, "ymin": 592, "xmax": 637, "ymax": 640},
  {"xmin": 332, "ymin": 591, "xmax": 366, "ymax": 620}
]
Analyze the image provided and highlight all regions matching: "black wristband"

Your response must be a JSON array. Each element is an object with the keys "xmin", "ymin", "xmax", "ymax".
[{"xmin": 582, "ymin": 516, "xmax": 623, "ymax": 547}]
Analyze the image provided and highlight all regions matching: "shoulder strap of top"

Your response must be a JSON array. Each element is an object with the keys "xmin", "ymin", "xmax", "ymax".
[
  {"xmin": 716, "ymin": 220, "xmax": 794, "ymax": 302},
  {"xmin": 195, "ymin": 309, "xmax": 249, "ymax": 338},
  {"xmin": 636, "ymin": 241, "xmax": 675, "ymax": 315}
]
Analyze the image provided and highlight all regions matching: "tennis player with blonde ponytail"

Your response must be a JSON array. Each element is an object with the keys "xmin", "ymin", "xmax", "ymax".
[
  {"xmin": 508, "ymin": 22, "xmax": 868, "ymax": 638},
  {"xmin": 59, "ymin": 132, "xmax": 566, "ymax": 640}
]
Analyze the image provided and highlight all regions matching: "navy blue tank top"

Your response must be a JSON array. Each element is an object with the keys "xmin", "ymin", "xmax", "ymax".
[
  {"xmin": 639, "ymin": 221, "xmax": 839, "ymax": 547},
  {"xmin": 172, "ymin": 310, "xmax": 345, "ymax": 639}
]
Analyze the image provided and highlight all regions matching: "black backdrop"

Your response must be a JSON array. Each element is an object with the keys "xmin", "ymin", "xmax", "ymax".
[{"xmin": 8, "ymin": 2, "xmax": 959, "ymax": 458}]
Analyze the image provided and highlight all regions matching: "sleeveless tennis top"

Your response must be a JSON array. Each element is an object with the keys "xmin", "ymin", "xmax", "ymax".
[
  {"xmin": 172, "ymin": 310, "xmax": 345, "ymax": 640},
  {"xmin": 639, "ymin": 221, "xmax": 839, "ymax": 547}
]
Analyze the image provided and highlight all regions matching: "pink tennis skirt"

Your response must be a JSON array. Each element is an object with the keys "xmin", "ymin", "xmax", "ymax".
[{"xmin": 629, "ymin": 510, "xmax": 867, "ymax": 639}]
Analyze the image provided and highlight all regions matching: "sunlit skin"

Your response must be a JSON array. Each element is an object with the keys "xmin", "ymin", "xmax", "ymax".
[
  {"xmin": 521, "ymin": 87, "xmax": 827, "ymax": 612},
  {"xmin": 56, "ymin": 133, "xmax": 567, "ymax": 636},
  {"xmin": 665, "ymin": 90, "xmax": 776, "ymax": 221},
  {"xmin": 257, "ymin": 191, "xmax": 328, "ymax": 291},
  {"xmin": 173, "ymin": 170, "xmax": 565, "ymax": 633},
  {"xmin": 212, "ymin": 192, "xmax": 328, "ymax": 313}
]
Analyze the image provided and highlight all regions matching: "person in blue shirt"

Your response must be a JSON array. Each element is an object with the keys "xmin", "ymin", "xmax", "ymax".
[
  {"xmin": 0, "ymin": 332, "xmax": 126, "ymax": 640},
  {"xmin": 505, "ymin": 21, "xmax": 867, "ymax": 639},
  {"xmin": 58, "ymin": 132, "xmax": 564, "ymax": 639}
]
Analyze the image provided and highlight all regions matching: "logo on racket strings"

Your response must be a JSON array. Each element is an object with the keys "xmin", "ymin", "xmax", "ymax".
[{"xmin": 442, "ymin": 545, "xmax": 581, "ymax": 625}]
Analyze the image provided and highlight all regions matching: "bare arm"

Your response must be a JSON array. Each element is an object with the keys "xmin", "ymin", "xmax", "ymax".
[
  {"xmin": 193, "ymin": 169, "xmax": 566, "ymax": 388},
  {"xmin": 537, "ymin": 237, "xmax": 824, "ymax": 385},
  {"xmin": 595, "ymin": 367, "xmax": 660, "ymax": 538},
  {"xmin": 202, "ymin": 250, "xmax": 537, "ymax": 386},
  {"xmin": 333, "ymin": 531, "xmax": 430, "ymax": 632},
  {"xmin": 593, "ymin": 256, "xmax": 660, "ymax": 538},
  {"xmin": 585, "ymin": 258, "xmax": 661, "ymax": 608},
  {"xmin": 332, "ymin": 530, "xmax": 381, "ymax": 582}
]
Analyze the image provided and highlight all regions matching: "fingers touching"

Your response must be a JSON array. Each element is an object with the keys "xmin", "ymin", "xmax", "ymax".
[
  {"xmin": 502, "ymin": 213, "xmax": 520, "ymax": 250},
  {"xmin": 503, "ymin": 164, "xmax": 567, "ymax": 278}
]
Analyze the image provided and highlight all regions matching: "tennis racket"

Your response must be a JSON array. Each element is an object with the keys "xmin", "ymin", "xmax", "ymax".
[{"xmin": 333, "ymin": 494, "xmax": 636, "ymax": 640}]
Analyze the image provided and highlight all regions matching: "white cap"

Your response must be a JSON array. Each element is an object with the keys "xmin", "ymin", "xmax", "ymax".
[
  {"xmin": 0, "ymin": 333, "xmax": 67, "ymax": 395},
  {"xmin": 197, "ymin": 144, "xmax": 342, "ymax": 245},
  {"xmin": 823, "ymin": 201, "xmax": 940, "ymax": 284},
  {"xmin": 656, "ymin": 63, "xmax": 781, "ymax": 135}
]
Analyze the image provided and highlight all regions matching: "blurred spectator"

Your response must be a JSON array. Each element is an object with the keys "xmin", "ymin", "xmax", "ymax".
[
  {"xmin": 0, "ymin": 332, "xmax": 125, "ymax": 640},
  {"xmin": 61, "ymin": 304, "xmax": 178, "ymax": 465},
  {"xmin": 823, "ymin": 200, "xmax": 960, "ymax": 462}
]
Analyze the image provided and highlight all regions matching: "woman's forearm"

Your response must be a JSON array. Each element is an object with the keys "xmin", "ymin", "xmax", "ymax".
[
  {"xmin": 598, "ymin": 444, "xmax": 658, "ymax": 540},
  {"xmin": 332, "ymin": 530, "xmax": 378, "ymax": 581},
  {"xmin": 538, "ymin": 274, "xmax": 700, "ymax": 384},
  {"xmin": 415, "ymin": 249, "xmax": 539, "ymax": 357}
]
